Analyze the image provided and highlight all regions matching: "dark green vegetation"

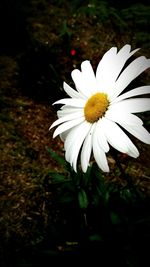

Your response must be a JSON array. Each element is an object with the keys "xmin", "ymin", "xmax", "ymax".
[{"xmin": 0, "ymin": 1, "xmax": 150, "ymax": 266}]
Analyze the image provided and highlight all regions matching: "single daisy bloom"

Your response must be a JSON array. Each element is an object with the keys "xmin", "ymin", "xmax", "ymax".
[{"xmin": 50, "ymin": 44, "xmax": 150, "ymax": 172}]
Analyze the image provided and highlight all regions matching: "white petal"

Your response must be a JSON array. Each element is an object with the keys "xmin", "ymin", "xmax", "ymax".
[
  {"xmin": 106, "ymin": 110, "xmax": 143, "ymax": 126},
  {"xmin": 65, "ymin": 134, "xmax": 75, "ymax": 162},
  {"xmin": 57, "ymin": 106, "xmax": 82, "ymax": 117},
  {"xmin": 93, "ymin": 119, "xmax": 110, "ymax": 152},
  {"xmin": 80, "ymin": 123, "xmax": 95, "ymax": 172},
  {"xmin": 53, "ymin": 98, "xmax": 86, "ymax": 107},
  {"xmin": 71, "ymin": 69, "xmax": 90, "ymax": 97},
  {"xmin": 64, "ymin": 121, "xmax": 91, "ymax": 155},
  {"xmin": 50, "ymin": 111, "xmax": 84, "ymax": 129},
  {"xmin": 80, "ymin": 60, "xmax": 97, "ymax": 94},
  {"xmin": 96, "ymin": 44, "xmax": 139, "ymax": 93},
  {"xmin": 53, "ymin": 117, "xmax": 85, "ymax": 138},
  {"xmin": 93, "ymin": 134, "xmax": 109, "ymax": 172},
  {"xmin": 118, "ymin": 123, "xmax": 150, "ymax": 144},
  {"xmin": 63, "ymin": 81, "xmax": 85, "ymax": 99},
  {"xmin": 109, "ymin": 98, "xmax": 150, "ymax": 113},
  {"xmin": 112, "ymin": 86, "xmax": 150, "ymax": 103},
  {"xmin": 64, "ymin": 121, "xmax": 91, "ymax": 172},
  {"xmin": 110, "ymin": 56, "xmax": 150, "ymax": 101},
  {"xmin": 102, "ymin": 118, "xmax": 139, "ymax": 158},
  {"xmin": 60, "ymin": 130, "xmax": 70, "ymax": 142},
  {"xmin": 96, "ymin": 47, "xmax": 117, "ymax": 91}
]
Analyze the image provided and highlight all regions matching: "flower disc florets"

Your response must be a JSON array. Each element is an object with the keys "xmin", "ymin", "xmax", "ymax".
[{"xmin": 84, "ymin": 93, "xmax": 109, "ymax": 123}]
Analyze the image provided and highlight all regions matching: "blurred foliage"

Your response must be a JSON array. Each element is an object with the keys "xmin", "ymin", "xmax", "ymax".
[
  {"xmin": 45, "ymin": 147, "xmax": 150, "ymax": 265},
  {"xmin": 12, "ymin": 0, "xmax": 149, "ymax": 102},
  {"xmin": 121, "ymin": 4, "xmax": 150, "ymax": 48},
  {"xmin": 76, "ymin": 1, "xmax": 150, "ymax": 47},
  {"xmin": 47, "ymin": 146, "xmax": 146, "ymax": 214}
]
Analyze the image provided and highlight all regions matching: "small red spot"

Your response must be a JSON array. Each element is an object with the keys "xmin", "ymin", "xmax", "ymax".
[{"xmin": 70, "ymin": 49, "xmax": 76, "ymax": 56}]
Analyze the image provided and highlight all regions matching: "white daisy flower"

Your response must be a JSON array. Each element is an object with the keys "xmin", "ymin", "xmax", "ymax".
[{"xmin": 50, "ymin": 44, "xmax": 150, "ymax": 173}]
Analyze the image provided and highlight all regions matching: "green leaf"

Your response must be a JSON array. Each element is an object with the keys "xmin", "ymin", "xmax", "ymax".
[
  {"xmin": 59, "ymin": 193, "xmax": 75, "ymax": 204},
  {"xmin": 59, "ymin": 20, "xmax": 72, "ymax": 38},
  {"xmin": 78, "ymin": 189, "xmax": 88, "ymax": 210},
  {"xmin": 110, "ymin": 211, "xmax": 121, "ymax": 225},
  {"xmin": 89, "ymin": 234, "xmax": 102, "ymax": 242},
  {"xmin": 48, "ymin": 172, "xmax": 68, "ymax": 184},
  {"xmin": 46, "ymin": 146, "xmax": 66, "ymax": 166}
]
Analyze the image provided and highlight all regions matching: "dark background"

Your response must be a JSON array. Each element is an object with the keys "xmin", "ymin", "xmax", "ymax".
[{"xmin": 0, "ymin": 1, "xmax": 150, "ymax": 266}]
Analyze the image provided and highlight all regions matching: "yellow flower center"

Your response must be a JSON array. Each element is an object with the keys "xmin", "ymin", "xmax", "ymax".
[{"xmin": 84, "ymin": 93, "xmax": 109, "ymax": 123}]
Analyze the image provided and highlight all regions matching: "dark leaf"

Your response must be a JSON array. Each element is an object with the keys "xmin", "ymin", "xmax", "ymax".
[{"xmin": 78, "ymin": 189, "xmax": 88, "ymax": 210}]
